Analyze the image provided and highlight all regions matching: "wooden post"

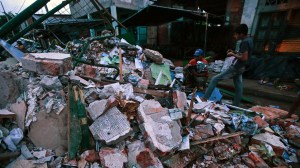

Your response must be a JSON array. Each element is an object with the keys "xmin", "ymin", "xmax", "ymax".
[
  {"xmin": 186, "ymin": 87, "xmax": 197, "ymax": 125},
  {"xmin": 119, "ymin": 47, "xmax": 123, "ymax": 81}
]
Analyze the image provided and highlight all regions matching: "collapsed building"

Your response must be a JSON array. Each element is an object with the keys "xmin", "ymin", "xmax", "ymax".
[{"xmin": 0, "ymin": 0, "xmax": 300, "ymax": 168}]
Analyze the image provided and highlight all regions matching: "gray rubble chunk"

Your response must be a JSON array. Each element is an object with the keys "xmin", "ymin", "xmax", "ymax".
[
  {"xmin": 89, "ymin": 107, "xmax": 132, "ymax": 145},
  {"xmin": 138, "ymin": 100, "xmax": 182, "ymax": 153},
  {"xmin": 86, "ymin": 100, "xmax": 107, "ymax": 121},
  {"xmin": 40, "ymin": 76, "xmax": 62, "ymax": 91}
]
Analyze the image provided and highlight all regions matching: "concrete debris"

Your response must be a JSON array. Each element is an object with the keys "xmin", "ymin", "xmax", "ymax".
[
  {"xmin": 138, "ymin": 100, "xmax": 182, "ymax": 153},
  {"xmin": 39, "ymin": 75, "xmax": 63, "ymax": 91},
  {"xmin": 87, "ymin": 99, "xmax": 108, "ymax": 121},
  {"xmin": 89, "ymin": 107, "xmax": 132, "ymax": 145},
  {"xmin": 21, "ymin": 52, "xmax": 72, "ymax": 76},
  {"xmin": 99, "ymin": 147, "xmax": 128, "ymax": 168}
]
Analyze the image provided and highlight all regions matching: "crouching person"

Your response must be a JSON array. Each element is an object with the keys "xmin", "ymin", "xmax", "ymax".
[{"xmin": 183, "ymin": 48, "xmax": 208, "ymax": 90}]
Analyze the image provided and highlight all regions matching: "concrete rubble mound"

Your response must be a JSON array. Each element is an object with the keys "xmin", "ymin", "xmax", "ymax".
[{"xmin": 0, "ymin": 34, "xmax": 300, "ymax": 168}]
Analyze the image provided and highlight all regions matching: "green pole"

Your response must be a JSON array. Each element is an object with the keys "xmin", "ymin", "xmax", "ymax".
[
  {"xmin": 0, "ymin": 0, "xmax": 50, "ymax": 38},
  {"xmin": 7, "ymin": 0, "xmax": 75, "ymax": 44}
]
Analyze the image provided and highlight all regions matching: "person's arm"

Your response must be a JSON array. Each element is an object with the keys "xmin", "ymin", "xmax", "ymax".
[{"xmin": 227, "ymin": 51, "xmax": 248, "ymax": 61}]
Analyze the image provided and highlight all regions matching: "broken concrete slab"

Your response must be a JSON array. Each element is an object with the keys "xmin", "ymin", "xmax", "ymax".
[
  {"xmin": 9, "ymin": 100, "xmax": 26, "ymax": 131},
  {"xmin": 251, "ymin": 132, "xmax": 287, "ymax": 156},
  {"xmin": 89, "ymin": 107, "xmax": 132, "ymax": 145},
  {"xmin": 86, "ymin": 99, "xmax": 108, "ymax": 121},
  {"xmin": 28, "ymin": 106, "xmax": 68, "ymax": 152},
  {"xmin": 138, "ymin": 100, "xmax": 182, "ymax": 153},
  {"xmin": 99, "ymin": 147, "xmax": 128, "ymax": 168},
  {"xmin": 127, "ymin": 140, "xmax": 163, "ymax": 168},
  {"xmin": 21, "ymin": 53, "xmax": 72, "ymax": 76},
  {"xmin": 250, "ymin": 106, "xmax": 289, "ymax": 120}
]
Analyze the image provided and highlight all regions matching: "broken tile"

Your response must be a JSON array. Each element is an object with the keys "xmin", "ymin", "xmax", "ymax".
[
  {"xmin": 89, "ymin": 107, "xmax": 132, "ymax": 145},
  {"xmin": 21, "ymin": 53, "xmax": 72, "ymax": 76},
  {"xmin": 138, "ymin": 100, "xmax": 182, "ymax": 153},
  {"xmin": 99, "ymin": 147, "xmax": 128, "ymax": 168}
]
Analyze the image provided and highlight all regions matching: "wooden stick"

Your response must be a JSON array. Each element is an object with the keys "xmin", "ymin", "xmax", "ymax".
[
  {"xmin": 191, "ymin": 131, "xmax": 244, "ymax": 146},
  {"xmin": 119, "ymin": 47, "xmax": 123, "ymax": 82}
]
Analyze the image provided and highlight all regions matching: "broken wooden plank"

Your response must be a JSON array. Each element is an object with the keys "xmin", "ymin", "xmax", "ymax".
[
  {"xmin": 191, "ymin": 131, "xmax": 244, "ymax": 146},
  {"xmin": 186, "ymin": 87, "xmax": 197, "ymax": 125}
]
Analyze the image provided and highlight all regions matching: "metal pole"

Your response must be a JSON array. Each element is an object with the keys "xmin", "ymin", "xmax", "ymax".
[
  {"xmin": 7, "ymin": 0, "xmax": 75, "ymax": 44},
  {"xmin": 204, "ymin": 13, "xmax": 208, "ymax": 57},
  {"xmin": 0, "ymin": 0, "xmax": 51, "ymax": 38},
  {"xmin": 88, "ymin": 14, "xmax": 96, "ymax": 37}
]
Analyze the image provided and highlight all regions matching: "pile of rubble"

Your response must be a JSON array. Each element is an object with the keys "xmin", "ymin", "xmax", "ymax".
[{"xmin": 0, "ymin": 35, "xmax": 300, "ymax": 168}]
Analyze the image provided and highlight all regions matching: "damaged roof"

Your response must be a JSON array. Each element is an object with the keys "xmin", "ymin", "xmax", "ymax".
[{"xmin": 122, "ymin": 5, "xmax": 223, "ymax": 27}]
